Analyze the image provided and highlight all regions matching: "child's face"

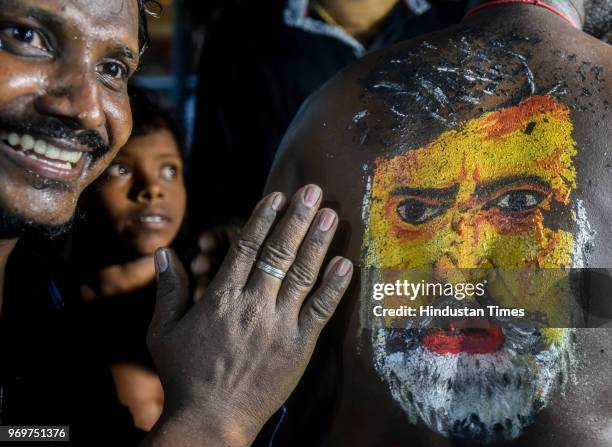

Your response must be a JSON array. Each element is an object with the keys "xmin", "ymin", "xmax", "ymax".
[{"xmin": 96, "ymin": 129, "xmax": 186, "ymax": 255}]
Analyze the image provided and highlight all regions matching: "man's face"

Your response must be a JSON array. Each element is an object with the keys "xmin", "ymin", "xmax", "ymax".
[
  {"xmin": 363, "ymin": 96, "xmax": 582, "ymax": 443},
  {"xmin": 0, "ymin": 0, "xmax": 139, "ymax": 230}
]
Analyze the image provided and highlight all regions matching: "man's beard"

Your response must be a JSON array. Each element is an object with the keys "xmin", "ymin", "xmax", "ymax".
[
  {"xmin": 0, "ymin": 107, "xmax": 108, "ymax": 241},
  {"xmin": 371, "ymin": 325, "xmax": 575, "ymax": 444},
  {"xmin": 0, "ymin": 207, "xmax": 73, "ymax": 240}
]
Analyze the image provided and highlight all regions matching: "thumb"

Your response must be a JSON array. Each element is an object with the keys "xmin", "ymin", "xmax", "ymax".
[{"xmin": 149, "ymin": 248, "xmax": 190, "ymax": 336}]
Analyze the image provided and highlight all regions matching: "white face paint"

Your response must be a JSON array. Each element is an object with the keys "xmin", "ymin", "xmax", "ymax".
[
  {"xmin": 370, "ymin": 324, "xmax": 575, "ymax": 443},
  {"xmin": 572, "ymin": 199, "xmax": 596, "ymax": 268},
  {"xmin": 361, "ymin": 200, "xmax": 579, "ymax": 444}
]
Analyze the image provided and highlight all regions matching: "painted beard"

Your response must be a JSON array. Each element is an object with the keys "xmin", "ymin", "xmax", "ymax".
[{"xmin": 371, "ymin": 325, "xmax": 575, "ymax": 444}]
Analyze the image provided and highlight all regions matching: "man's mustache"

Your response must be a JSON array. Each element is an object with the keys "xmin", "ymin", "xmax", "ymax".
[{"xmin": 0, "ymin": 114, "xmax": 110, "ymax": 158}]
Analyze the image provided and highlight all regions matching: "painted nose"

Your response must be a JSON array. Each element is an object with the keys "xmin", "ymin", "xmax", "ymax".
[
  {"xmin": 433, "ymin": 211, "xmax": 495, "ymax": 291},
  {"xmin": 436, "ymin": 211, "xmax": 482, "ymax": 269}
]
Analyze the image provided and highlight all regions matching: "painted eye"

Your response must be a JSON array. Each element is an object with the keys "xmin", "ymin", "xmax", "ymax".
[
  {"xmin": 493, "ymin": 190, "xmax": 544, "ymax": 212},
  {"xmin": 106, "ymin": 163, "xmax": 129, "ymax": 177},
  {"xmin": 396, "ymin": 199, "xmax": 445, "ymax": 224},
  {"xmin": 161, "ymin": 164, "xmax": 178, "ymax": 180}
]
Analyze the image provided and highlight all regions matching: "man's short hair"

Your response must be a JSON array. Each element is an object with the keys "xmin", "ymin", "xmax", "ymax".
[
  {"xmin": 138, "ymin": 0, "xmax": 159, "ymax": 56},
  {"xmin": 129, "ymin": 86, "xmax": 186, "ymax": 158}
]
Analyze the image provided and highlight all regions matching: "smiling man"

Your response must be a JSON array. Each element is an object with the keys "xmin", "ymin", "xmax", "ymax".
[
  {"xmin": 0, "ymin": 0, "xmax": 137, "ymax": 235},
  {"xmin": 0, "ymin": 0, "xmax": 144, "ymax": 440},
  {"xmin": 0, "ymin": 1, "xmax": 355, "ymax": 445},
  {"xmin": 266, "ymin": 0, "xmax": 612, "ymax": 446}
]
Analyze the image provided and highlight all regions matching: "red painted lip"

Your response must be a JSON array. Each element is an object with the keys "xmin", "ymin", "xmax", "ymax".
[{"xmin": 422, "ymin": 320, "xmax": 504, "ymax": 355}]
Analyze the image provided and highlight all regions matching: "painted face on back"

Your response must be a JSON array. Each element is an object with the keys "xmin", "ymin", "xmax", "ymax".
[
  {"xmin": 363, "ymin": 96, "xmax": 584, "ymax": 443},
  {"xmin": 95, "ymin": 129, "xmax": 186, "ymax": 256},
  {"xmin": 0, "ymin": 0, "xmax": 139, "ymax": 233}
]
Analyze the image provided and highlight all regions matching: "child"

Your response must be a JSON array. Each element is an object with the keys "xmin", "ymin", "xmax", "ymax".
[{"xmin": 73, "ymin": 88, "xmax": 187, "ymax": 431}]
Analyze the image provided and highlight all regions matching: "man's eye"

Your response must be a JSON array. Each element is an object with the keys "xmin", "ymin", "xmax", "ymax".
[
  {"xmin": 107, "ymin": 163, "xmax": 129, "ymax": 177},
  {"xmin": 2, "ymin": 25, "xmax": 47, "ymax": 51},
  {"xmin": 161, "ymin": 165, "xmax": 178, "ymax": 180},
  {"xmin": 492, "ymin": 190, "xmax": 545, "ymax": 212},
  {"xmin": 100, "ymin": 61, "xmax": 128, "ymax": 80},
  {"xmin": 396, "ymin": 199, "xmax": 445, "ymax": 224}
]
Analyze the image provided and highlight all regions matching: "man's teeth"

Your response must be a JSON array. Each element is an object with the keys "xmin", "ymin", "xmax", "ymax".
[{"xmin": 1, "ymin": 131, "xmax": 83, "ymax": 164}]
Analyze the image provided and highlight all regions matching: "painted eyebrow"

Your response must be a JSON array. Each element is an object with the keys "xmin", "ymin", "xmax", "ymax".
[
  {"xmin": 390, "ymin": 184, "xmax": 459, "ymax": 200},
  {"xmin": 474, "ymin": 175, "xmax": 551, "ymax": 197}
]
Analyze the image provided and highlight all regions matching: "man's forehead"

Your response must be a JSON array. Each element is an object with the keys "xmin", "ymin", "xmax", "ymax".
[{"xmin": 2, "ymin": 0, "xmax": 139, "ymax": 50}]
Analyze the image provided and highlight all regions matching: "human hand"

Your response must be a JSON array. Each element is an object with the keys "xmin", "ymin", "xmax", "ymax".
[
  {"xmin": 80, "ymin": 256, "xmax": 155, "ymax": 303},
  {"xmin": 143, "ymin": 185, "xmax": 353, "ymax": 447}
]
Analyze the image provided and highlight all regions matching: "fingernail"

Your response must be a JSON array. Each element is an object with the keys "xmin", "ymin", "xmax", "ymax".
[
  {"xmin": 335, "ymin": 258, "xmax": 352, "ymax": 277},
  {"xmin": 155, "ymin": 249, "xmax": 169, "ymax": 276},
  {"xmin": 303, "ymin": 185, "xmax": 321, "ymax": 208},
  {"xmin": 271, "ymin": 192, "xmax": 284, "ymax": 211},
  {"xmin": 318, "ymin": 210, "xmax": 337, "ymax": 232}
]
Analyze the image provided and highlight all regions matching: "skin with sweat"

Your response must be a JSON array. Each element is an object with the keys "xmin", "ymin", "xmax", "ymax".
[
  {"xmin": 0, "ymin": 0, "xmax": 139, "ymax": 305},
  {"xmin": 0, "ymin": 0, "xmax": 138, "ymax": 228},
  {"xmin": 266, "ymin": 2, "xmax": 612, "ymax": 446}
]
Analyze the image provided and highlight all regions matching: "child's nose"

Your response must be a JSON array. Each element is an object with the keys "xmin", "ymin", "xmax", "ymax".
[{"xmin": 137, "ymin": 178, "xmax": 164, "ymax": 202}]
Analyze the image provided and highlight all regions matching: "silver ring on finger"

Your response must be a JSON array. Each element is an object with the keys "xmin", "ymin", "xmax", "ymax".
[{"xmin": 256, "ymin": 260, "xmax": 287, "ymax": 280}]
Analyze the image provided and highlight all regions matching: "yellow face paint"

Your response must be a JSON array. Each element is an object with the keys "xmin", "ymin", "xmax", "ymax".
[{"xmin": 365, "ymin": 96, "xmax": 578, "ymax": 331}]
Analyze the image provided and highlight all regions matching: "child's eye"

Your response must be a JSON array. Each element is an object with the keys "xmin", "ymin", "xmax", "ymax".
[
  {"xmin": 106, "ymin": 163, "xmax": 129, "ymax": 177},
  {"xmin": 161, "ymin": 164, "xmax": 178, "ymax": 180}
]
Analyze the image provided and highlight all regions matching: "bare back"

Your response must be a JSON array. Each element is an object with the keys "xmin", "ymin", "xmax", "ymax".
[{"xmin": 267, "ymin": 7, "xmax": 612, "ymax": 446}]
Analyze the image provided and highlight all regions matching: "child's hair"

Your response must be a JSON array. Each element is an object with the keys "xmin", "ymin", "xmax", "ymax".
[{"xmin": 129, "ymin": 86, "xmax": 186, "ymax": 158}]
